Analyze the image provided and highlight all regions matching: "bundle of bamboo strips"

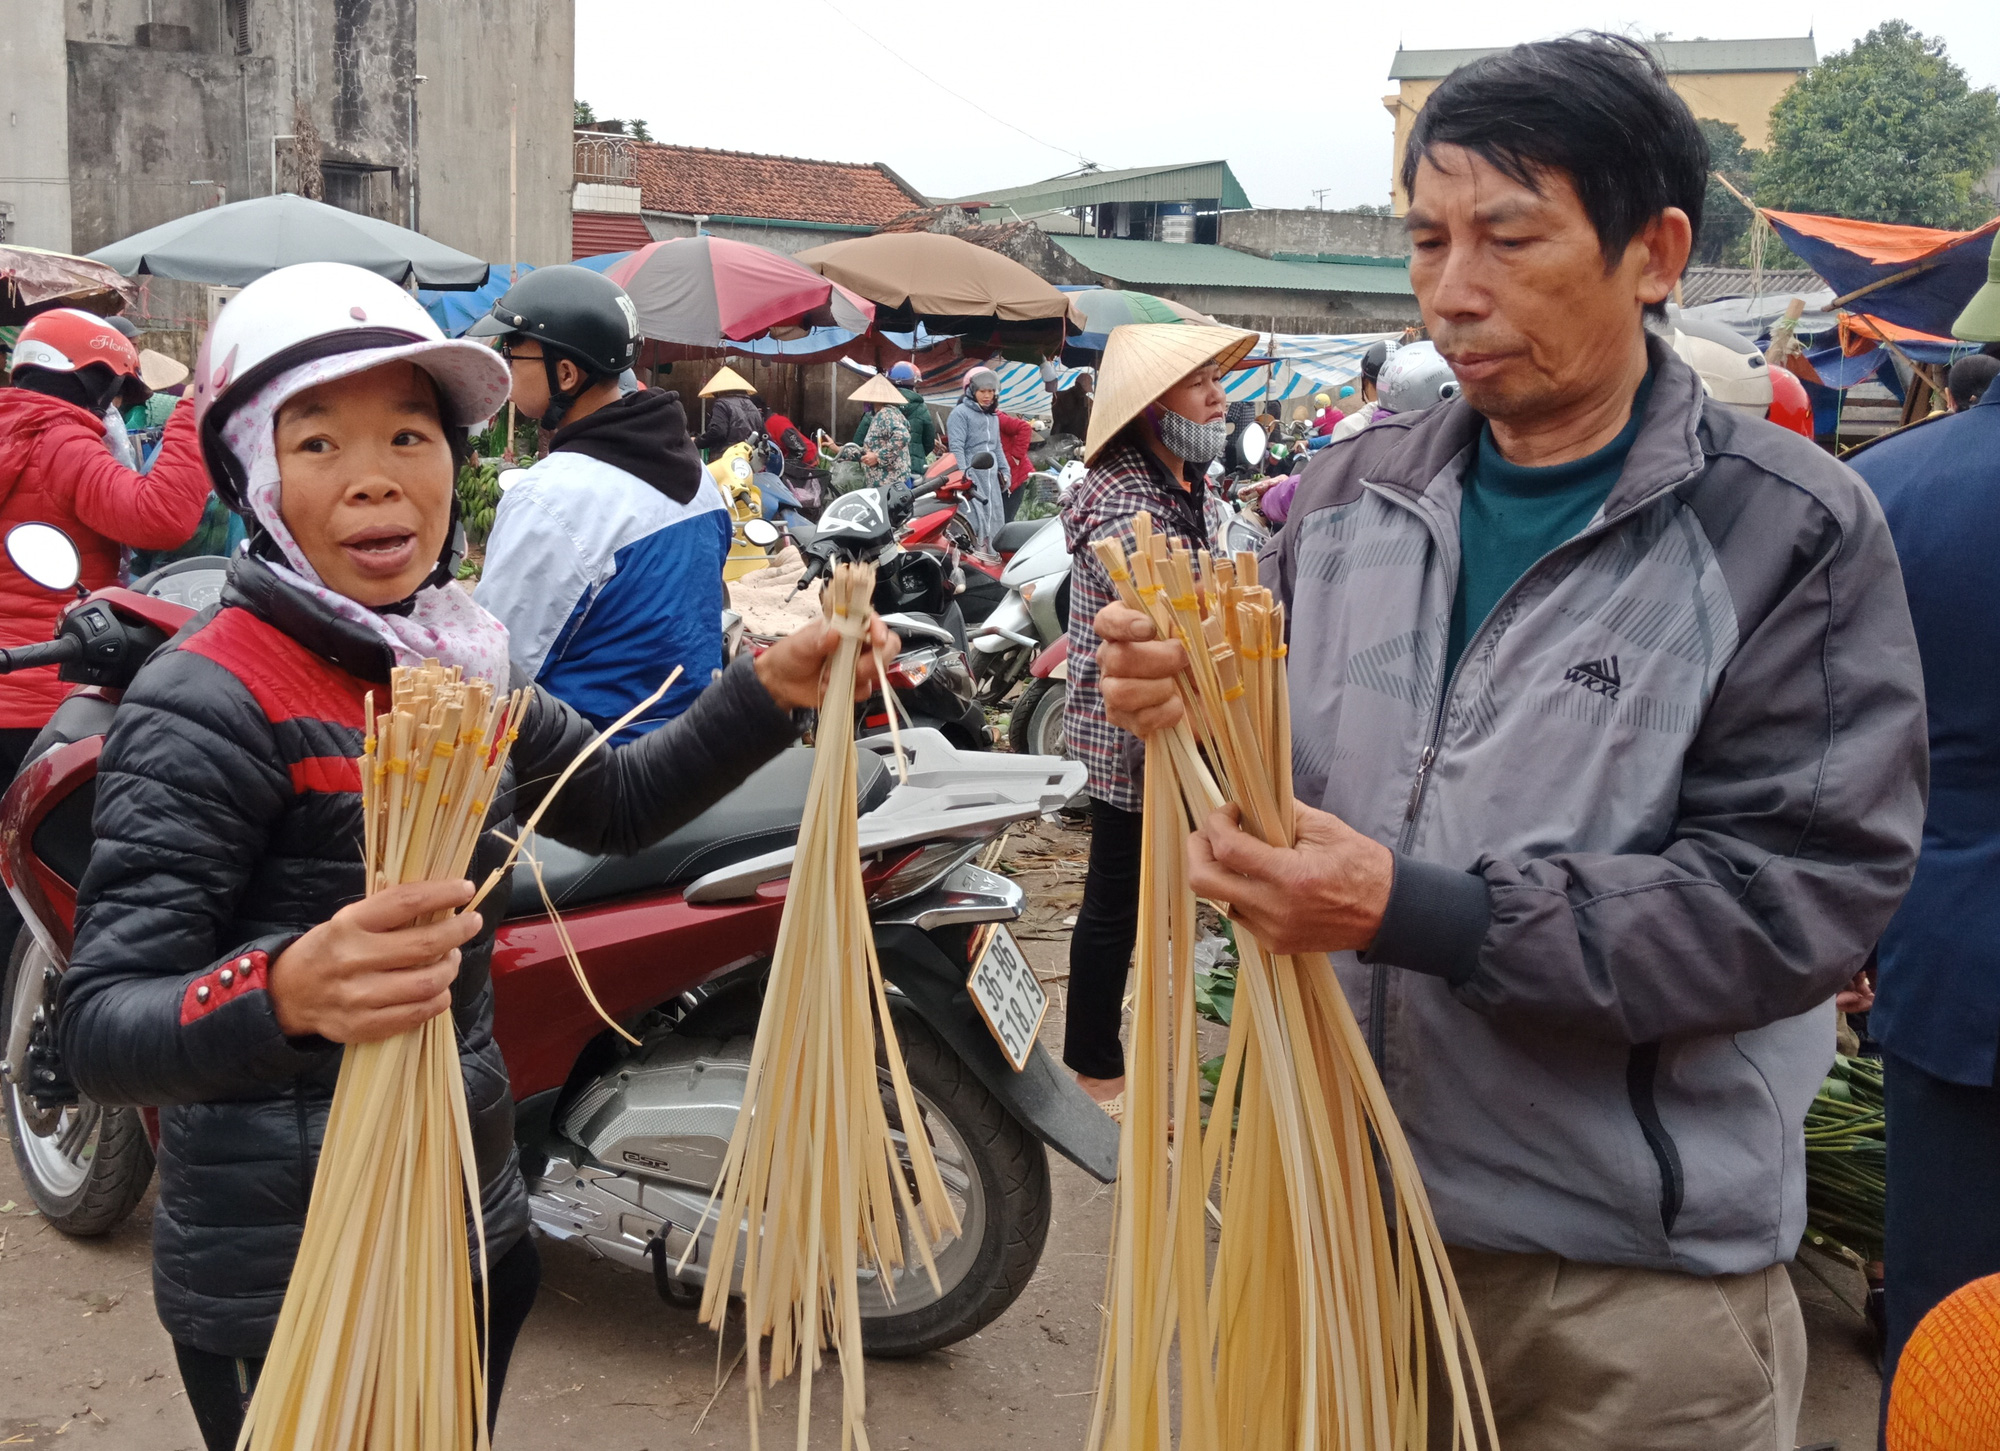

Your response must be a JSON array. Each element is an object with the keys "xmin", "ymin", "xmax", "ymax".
[
  {"xmin": 695, "ymin": 561, "xmax": 957, "ymax": 1451},
  {"xmin": 1085, "ymin": 517, "xmax": 1498, "ymax": 1451},
  {"xmin": 238, "ymin": 663, "xmax": 528, "ymax": 1451}
]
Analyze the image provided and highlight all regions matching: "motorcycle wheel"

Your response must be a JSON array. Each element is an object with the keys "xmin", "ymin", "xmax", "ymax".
[
  {"xmin": 2, "ymin": 934, "xmax": 154, "ymax": 1235},
  {"xmin": 860, "ymin": 1009, "xmax": 1052, "ymax": 1358},
  {"xmin": 1006, "ymin": 678, "xmax": 1068, "ymax": 760}
]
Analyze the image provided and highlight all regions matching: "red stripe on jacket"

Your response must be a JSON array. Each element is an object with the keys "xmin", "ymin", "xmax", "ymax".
[
  {"xmin": 289, "ymin": 755, "xmax": 363, "ymax": 794},
  {"xmin": 180, "ymin": 606, "xmax": 373, "ymax": 729}
]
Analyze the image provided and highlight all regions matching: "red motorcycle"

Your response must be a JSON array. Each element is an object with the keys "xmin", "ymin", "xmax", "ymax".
[
  {"xmin": 897, "ymin": 452, "xmax": 1049, "ymax": 629},
  {"xmin": 0, "ymin": 524, "xmax": 1112, "ymax": 1357}
]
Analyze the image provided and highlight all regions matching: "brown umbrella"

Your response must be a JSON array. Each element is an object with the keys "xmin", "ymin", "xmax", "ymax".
[
  {"xmin": 0, "ymin": 244, "xmax": 133, "ymax": 325},
  {"xmin": 794, "ymin": 233, "xmax": 1077, "ymax": 344}
]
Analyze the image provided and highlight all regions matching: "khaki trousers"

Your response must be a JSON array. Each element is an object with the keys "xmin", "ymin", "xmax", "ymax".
[{"xmin": 1430, "ymin": 1246, "xmax": 1806, "ymax": 1451}]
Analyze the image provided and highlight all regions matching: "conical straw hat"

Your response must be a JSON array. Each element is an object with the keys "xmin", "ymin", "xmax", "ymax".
[
  {"xmin": 1953, "ymin": 232, "xmax": 2000, "ymax": 342},
  {"xmin": 849, "ymin": 372, "xmax": 908, "ymax": 406},
  {"xmin": 1084, "ymin": 323, "xmax": 1259, "ymax": 464},
  {"xmin": 700, "ymin": 364, "xmax": 757, "ymax": 396}
]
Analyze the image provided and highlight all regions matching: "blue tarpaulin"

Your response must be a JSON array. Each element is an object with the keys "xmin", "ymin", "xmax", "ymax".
[{"xmin": 1763, "ymin": 210, "xmax": 2000, "ymax": 340}]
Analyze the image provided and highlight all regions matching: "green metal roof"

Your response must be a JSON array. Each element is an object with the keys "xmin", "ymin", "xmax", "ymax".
[
  {"xmin": 1051, "ymin": 238, "xmax": 1414, "ymax": 297},
  {"xmin": 1390, "ymin": 36, "xmax": 1816, "ymax": 80},
  {"xmin": 944, "ymin": 162, "xmax": 1254, "ymax": 215}
]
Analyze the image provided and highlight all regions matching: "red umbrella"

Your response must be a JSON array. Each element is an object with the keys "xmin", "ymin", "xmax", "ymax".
[{"xmin": 602, "ymin": 235, "xmax": 874, "ymax": 349}]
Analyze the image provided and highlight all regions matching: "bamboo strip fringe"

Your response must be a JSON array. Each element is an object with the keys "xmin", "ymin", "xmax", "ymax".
[
  {"xmin": 238, "ymin": 664, "xmax": 530, "ymax": 1451},
  {"xmin": 696, "ymin": 562, "xmax": 959, "ymax": 1451},
  {"xmin": 1085, "ymin": 519, "xmax": 1500, "ymax": 1451}
]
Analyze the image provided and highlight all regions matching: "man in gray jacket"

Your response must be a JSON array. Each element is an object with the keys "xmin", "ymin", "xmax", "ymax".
[{"xmin": 1096, "ymin": 35, "xmax": 1925, "ymax": 1451}]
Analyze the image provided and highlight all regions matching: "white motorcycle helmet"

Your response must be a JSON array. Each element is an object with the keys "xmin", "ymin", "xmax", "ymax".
[
  {"xmin": 193, "ymin": 261, "xmax": 511, "ymax": 518},
  {"xmin": 1668, "ymin": 315, "xmax": 1774, "ymax": 417},
  {"xmin": 1376, "ymin": 341, "xmax": 1462, "ymax": 416}
]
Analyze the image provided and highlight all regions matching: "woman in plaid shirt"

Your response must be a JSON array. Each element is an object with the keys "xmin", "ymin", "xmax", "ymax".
[{"xmin": 1060, "ymin": 325, "xmax": 1257, "ymax": 1112}]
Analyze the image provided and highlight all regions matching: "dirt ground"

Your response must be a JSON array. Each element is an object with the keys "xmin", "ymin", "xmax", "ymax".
[{"xmin": 0, "ymin": 815, "xmax": 1883, "ymax": 1449}]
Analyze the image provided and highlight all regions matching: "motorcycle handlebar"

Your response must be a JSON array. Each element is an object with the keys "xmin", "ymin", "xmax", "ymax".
[{"xmin": 0, "ymin": 635, "xmax": 83, "ymax": 674}]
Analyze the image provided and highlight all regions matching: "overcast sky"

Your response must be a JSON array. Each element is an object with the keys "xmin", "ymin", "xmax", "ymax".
[{"xmin": 575, "ymin": 0, "xmax": 2000, "ymax": 213}]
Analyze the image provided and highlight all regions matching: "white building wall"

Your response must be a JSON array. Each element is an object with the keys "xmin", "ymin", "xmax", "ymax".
[{"xmin": 0, "ymin": 0, "xmax": 74, "ymax": 248}]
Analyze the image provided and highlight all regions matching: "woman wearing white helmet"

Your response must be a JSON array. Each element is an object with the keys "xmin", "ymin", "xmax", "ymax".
[{"xmin": 56, "ymin": 262, "xmax": 894, "ymax": 1450}]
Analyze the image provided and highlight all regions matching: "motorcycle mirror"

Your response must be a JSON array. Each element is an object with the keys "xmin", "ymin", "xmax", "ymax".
[
  {"xmin": 5, "ymin": 522, "xmax": 82, "ymax": 593},
  {"xmin": 742, "ymin": 518, "xmax": 781, "ymax": 547},
  {"xmin": 970, "ymin": 451, "xmax": 995, "ymax": 470},
  {"xmin": 1240, "ymin": 421, "xmax": 1268, "ymax": 467}
]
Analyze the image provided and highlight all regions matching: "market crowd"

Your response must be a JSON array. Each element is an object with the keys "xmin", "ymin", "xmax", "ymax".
[{"xmin": 2, "ymin": 27, "xmax": 1999, "ymax": 1451}]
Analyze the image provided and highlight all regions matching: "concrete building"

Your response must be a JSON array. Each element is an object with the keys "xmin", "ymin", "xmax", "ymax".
[
  {"xmin": 1, "ymin": 0, "xmax": 572, "ymax": 271},
  {"xmin": 1384, "ymin": 37, "xmax": 1818, "ymax": 211}
]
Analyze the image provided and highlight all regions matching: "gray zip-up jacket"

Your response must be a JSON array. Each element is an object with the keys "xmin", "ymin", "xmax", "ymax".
[{"xmin": 1268, "ymin": 335, "xmax": 1926, "ymax": 1277}]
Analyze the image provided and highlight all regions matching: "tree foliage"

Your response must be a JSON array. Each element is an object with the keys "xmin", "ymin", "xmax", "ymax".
[
  {"xmin": 573, "ymin": 99, "xmax": 596, "ymax": 127},
  {"xmin": 1754, "ymin": 22, "xmax": 2000, "ymax": 229},
  {"xmin": 1694, "ymin": 119, "xmax": 1757, "ymax": 265}
]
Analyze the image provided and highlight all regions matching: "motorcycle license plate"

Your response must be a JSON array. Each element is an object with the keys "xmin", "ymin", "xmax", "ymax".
[{"xmin": 967, "ymin": 924, "xmax": 1047, "ymax": 1073}]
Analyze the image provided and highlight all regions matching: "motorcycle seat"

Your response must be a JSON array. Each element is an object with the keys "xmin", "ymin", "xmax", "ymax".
[
  {"xmin": 505, "ymin": 746, "xmax": 895, "ymax": 915},
  {"xmin": 909, "ymin": 497, "xmax": 951, "ymax": 519},
  {"xmin": 992, "ymin": 519, "xmax": 1045, "ymax": 556}
]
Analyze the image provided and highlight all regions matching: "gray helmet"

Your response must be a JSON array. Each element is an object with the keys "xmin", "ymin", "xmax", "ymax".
[
  {"xmin": 1376, "ymin": 342, "xmax": 1460, "ymax": 415},
  {"xmin": 467, "ymin": 264, "xmax": 641, "ymax": 427}
]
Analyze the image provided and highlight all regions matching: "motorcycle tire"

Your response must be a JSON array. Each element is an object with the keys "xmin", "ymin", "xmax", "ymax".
[
  {"xmin": 2, "ymin": 934, "xmax": 154, "ymax": 1236},
  {"xmin": 1006, "ymin": 678, "xmax": 1067, "ymax": 760},
  {"xmin": 862, "ymin": 1008, "xmax": 1052, "ymax": 1358}
]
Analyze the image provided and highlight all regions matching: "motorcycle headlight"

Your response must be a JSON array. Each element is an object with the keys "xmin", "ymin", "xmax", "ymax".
[{"xmin": 870, "ymin": 839, "xmax": 984, "ymax": 905}]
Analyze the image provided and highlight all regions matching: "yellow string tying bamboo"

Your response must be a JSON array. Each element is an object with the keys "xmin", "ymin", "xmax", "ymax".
[
  {"xmin": 1085, "ymin": 518, "xmax": 1499, "ymax": 1451},
  {"xmin": 238, "ymin": 663, "xmax": 529, "ymax": 1451},
  {"xmin": 694, "ymin": 561, "xmax": 957, "ymax": 1451}
]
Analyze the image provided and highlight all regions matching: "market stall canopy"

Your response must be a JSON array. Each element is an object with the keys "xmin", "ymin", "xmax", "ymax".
[
  {"xmin": 602, "ymin": 236, "xmax": 874, "ymax": 353},
  {"xmin": 1064, "ymin": 287, "xmax": 1214, "ymax": 352},
  {"xmin": 1761, "ymin": 210, "xmax": 2000, "ymax": 340},
  {"xmin": 794, "ymin": 232, "xmax": 1077, "ymax": 347},
  {"xmin": 0, "ymin": 244, "xmax": 133, "ymax": 324},
  {"xmin": 88, "ymin": 192, "xmax": 491, "ymax": 289}
]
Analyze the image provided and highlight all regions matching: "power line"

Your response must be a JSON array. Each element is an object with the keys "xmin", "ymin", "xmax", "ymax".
[{"xmin": 811, "ymin": 0, "xmax": 1096, "ymax": 173}]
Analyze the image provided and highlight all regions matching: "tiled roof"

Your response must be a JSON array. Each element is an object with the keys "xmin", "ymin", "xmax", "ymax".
[
  {"xmin": 572, "ymin": 210, "xmax": 651, "ymax": 261},
  {"xmin": 633, "ymin": 144, "xmax": 925, "ymax": 229},
  {"xmin": 1053, "ymin": 237, "xmax": 1415, "ymax": 297},
  {"xmin": 1679, "ymin": 266, "xmax": 1824, "ymax": 306}
]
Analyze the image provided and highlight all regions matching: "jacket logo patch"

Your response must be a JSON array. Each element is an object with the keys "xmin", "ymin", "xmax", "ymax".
[{"xmin": 1564, "ymin": 655, "xmax": 1622, "ymax": 701}]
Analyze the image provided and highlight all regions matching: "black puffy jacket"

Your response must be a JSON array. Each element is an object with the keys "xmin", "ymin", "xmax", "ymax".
[{"xmin": 60, "ymin": 557, "xmax": 796, "ymax": 1356}]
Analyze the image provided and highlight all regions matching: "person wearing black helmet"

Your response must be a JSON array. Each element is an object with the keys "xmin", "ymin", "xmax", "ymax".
[
  {"xmin": 470, "ymin": 266, "xmax": 733, "ymax": 739},
  {"xmin": 1327, "ymin": 339, "xmax": 1390, "ymax": 442}
]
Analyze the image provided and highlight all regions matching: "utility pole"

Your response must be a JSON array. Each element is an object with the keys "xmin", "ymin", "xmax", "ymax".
[
  {"xmin": 1311, "ymin": 188, "xmax": 1332, "ymax": 210},
  {"xmin": 505, "ymin": 91, "xmax": 518, "ymax": 460}
]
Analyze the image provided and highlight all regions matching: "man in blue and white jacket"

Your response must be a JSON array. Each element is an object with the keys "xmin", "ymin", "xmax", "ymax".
[{"xmin": 470, "ymin": 266, "xmax": 731, "ymax": 739}]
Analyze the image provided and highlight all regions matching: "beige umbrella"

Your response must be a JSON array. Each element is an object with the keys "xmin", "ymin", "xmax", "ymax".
[
  {"xmin": 1085, "ymin": 323, "xmax": 1258, "ymax": 464},
  {"xmin": 794, "ymin": 232, "xmax": 1077, "ymax": 337}
]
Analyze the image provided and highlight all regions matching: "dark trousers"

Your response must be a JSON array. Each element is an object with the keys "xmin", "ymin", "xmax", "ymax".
[
  {"xmin": 1063, "ymin": 797, "xmax": 1144, "ymax": 1080},
  {"xmin": 1004, "ymin": 482, "xmax": 1024, "ymax": 522},
  {"xmin": 174, "ymin": 1232, "xmax": 542, "ymax": 1451},
  {"xmin": 1879, "ymin": 1051, "xmax": 2000, "ymax": 1441}
]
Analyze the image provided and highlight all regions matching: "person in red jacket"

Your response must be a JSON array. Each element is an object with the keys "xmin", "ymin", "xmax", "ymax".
[
  {"xmin": 997, "ymin": 409, "xmax": 1034, "ymax": 521},
  {"xmin": 0, "ymin": 308, "xmax": 210, "ymax": 771}
]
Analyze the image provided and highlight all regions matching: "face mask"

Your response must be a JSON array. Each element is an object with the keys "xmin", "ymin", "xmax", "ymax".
[{"xmin": 1156, "ymin": 407, "xmax": 1227, "ymax": 463}]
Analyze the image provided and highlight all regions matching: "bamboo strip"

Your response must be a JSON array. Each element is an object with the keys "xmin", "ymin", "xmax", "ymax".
[
  {"xmin": 1085, "ymin": 535, "xmax": 1499, "ymax": 1451},
  {"xmin": 695, "ymin": 563, "xmax": 957, "ymax": 1451},
  {"xmin": 239, "ymin": 664, "xmax": 531, "ymax": 1451}
]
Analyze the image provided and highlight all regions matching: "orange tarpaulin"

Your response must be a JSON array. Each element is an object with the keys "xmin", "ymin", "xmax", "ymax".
[
  {"xmin": 1839, "ymin": 312, "xmax": 1960, "ymax": 356},
  {"xmin": 1764, "ymin": 211, "xmax": 2000, "ymax": 269}
]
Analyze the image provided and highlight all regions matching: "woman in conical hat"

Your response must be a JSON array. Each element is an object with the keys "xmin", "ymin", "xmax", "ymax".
[{"xmin": 1062, "ymin": 322, "xmax": 1256, "ymax": 1114}]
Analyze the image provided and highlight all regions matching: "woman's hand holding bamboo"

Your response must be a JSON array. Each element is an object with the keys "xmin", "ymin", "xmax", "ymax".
[
  {"xmin": 752, "ymin": 612, "xmax": 901, "ymax": 709},
  {"xmin": 1092, "ymin": 599, "xmax": 1188, "ymax": 736},
  {"xmin": 268, "ymin": 878, "xmax": 484, "ymax": 1043}
]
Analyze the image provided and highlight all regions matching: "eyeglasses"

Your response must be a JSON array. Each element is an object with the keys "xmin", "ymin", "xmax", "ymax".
[{"xmin": 500, "ymin": 342, "xmax": 544, "ymax": 365}]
